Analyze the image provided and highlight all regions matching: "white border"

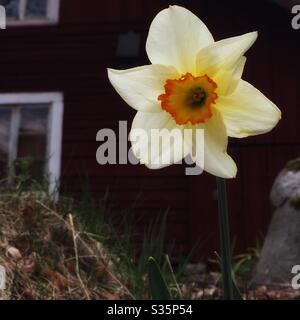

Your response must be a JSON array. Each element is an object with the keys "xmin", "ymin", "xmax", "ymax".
[
  {"xmin": 0, "ymin": 92, "xmax": 64, "ymax": 194},
  {"xmin": 6, "ymin": 0, "xmax": 60, "ymax": 27}
]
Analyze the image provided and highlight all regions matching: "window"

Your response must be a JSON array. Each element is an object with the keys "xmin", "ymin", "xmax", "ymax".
[
  {"xmin": 0, "ymin": 93, "xmax": 64, "ymax": 193},
  {"xmin": 0, "ymin": 0, "xmax": 60, "ymax": 26}
]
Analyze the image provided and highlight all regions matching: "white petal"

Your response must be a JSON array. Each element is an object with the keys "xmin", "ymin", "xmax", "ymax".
[
  {"xmin": 107, "ymin": 65, "xmax": 178, "ymax": 112},
  {"xmin": 129, "ymin": 111, "xmax": 188, "ymax": 169},
  {"xmin": 199, "ymin": 108, "xmax": 237, "ymax": 178},
  {"xmin": 214, "ymin": 56, "xmax": 247, "ymax": 96},
  {"xmin": 146, "ymin": 5, "xmax": 214, "ymax": 74},
  {"xmin": 216, "ymin": 80, "xmax": 282, "ymax": 138},
  {"xmin": 197, "ymin": 32, "xmax": 257, "ymax": 76}
]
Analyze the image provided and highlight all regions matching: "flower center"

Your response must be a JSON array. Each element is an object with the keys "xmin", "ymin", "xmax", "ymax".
[
  {"xmin": 189, "ymin": 87, "xmax": 207, "ymax": 107},
  {"xmin": 158, "ymin": 73, "xmax": 218, "ymax": 125}
]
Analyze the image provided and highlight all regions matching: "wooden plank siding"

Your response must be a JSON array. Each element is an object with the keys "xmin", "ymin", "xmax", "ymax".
[{"xmin": 0, "ymin": 0, "xmax": 299, "ymax": 260}]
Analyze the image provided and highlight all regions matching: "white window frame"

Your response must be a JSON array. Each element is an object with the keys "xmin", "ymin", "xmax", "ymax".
[
  {"xmin": 0, "ymin": 92, "xmax": 64, "ymax": 194},
  {"xmin": 5, "ymin": 0, "xmax": 60, "ymax": 26}
]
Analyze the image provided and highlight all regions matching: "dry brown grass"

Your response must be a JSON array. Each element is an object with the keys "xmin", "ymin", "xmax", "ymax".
[{"xmin": 0, "ymin": 192, "xmax": 132, "ymax": 300}]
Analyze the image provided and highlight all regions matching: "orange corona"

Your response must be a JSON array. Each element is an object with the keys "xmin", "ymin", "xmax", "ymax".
[{"xmin": 158, "ymin": 73, "xmax": 218, "ymax": 125}]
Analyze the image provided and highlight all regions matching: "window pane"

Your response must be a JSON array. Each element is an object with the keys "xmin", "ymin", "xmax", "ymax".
[
  {"xmin": 0, "ymin": 0, "xmax": 20, "ymax": 19},
  {"xmin": 26, "ymin": 0, "xmax": 47, "ymax": 17},
  {"xmin": 0, "ymin": 108, "xmax": 11, "ymax": 178},
  {"xmin": 17, "ymin": 105, "xmax": 49, "ymax": 181}
]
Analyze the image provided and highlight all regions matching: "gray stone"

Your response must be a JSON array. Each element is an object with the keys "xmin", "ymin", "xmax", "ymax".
[
  {"xmin": 270, "ymin": 169, "xmax": 300, "ymax": 208},
  {"xmin": 183, "ymin": 262, "xmax": 206, "ymax": 282},
  {"xmin": 252, "ymin": 158, "xmax": 300, "ymax": 285}
]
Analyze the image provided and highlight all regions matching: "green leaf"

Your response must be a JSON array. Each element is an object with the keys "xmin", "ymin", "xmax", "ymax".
[
  {"xmin": 214, "ymin": 252, "xmax": 243, "ymax": 300},
  {"xmin": 148, "ymin": 257, "xmax": 172, "ymax": 300},
  {"xmin": 232, "ymin": 279, "xmax": 243, "ymax": 300}
]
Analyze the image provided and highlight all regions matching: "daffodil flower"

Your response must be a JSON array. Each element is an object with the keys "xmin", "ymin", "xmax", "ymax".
[{"xmin": 108, "ymin": 5, "xmax": 281, "ymax": 178}]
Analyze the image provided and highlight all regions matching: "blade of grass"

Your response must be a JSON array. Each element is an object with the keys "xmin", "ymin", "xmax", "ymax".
[
  {"xmin": 216, "ymin": 177, "xmax": 234, "ymax": 300},
  {"xmin": 165, "ymin": 254, "xmax": 182, "ymax": 299},
  {"xmin": 148, "ymin": 257, "xmax": 171, "ymax": 300}
]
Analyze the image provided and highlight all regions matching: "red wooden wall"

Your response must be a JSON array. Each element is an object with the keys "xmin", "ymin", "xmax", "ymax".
[{"xmin": 0, "ymin": 0, "xmax": 299, "ymax": 261}]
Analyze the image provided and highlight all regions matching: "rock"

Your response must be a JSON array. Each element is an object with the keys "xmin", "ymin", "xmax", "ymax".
[
  {"xmin": 252, "ymin": 158, "xmax": 300, "ymax": 284},
  {"xmin": 183, "ymin": 262, "xmax": 206, "ymax": 282},
  {"xmin": 270, "ymin": 158, "xmax": 300, "ymax": 208},
  {"xmin": 6, "ymin": 246, "xmax": 22, "ymax": 261}
]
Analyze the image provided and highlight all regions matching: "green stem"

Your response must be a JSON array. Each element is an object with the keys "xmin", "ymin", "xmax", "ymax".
[{"xmin": 216, "ymin": 177, "xmax": 234, "ymax": 300}]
